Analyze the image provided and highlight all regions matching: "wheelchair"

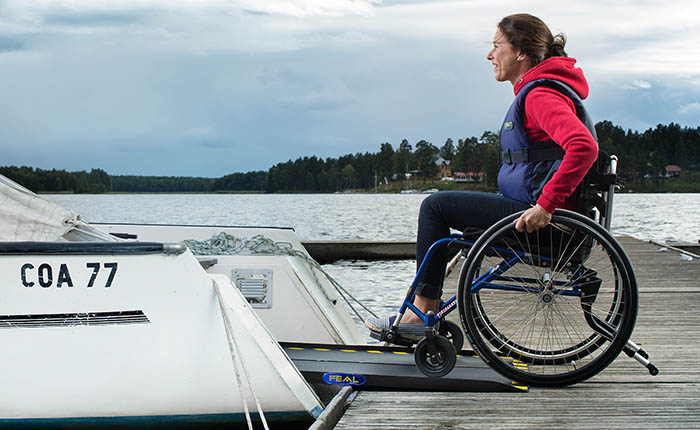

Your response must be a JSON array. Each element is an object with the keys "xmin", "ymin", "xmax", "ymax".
[{"xmin": 371, "ymin": 154, "xmax": 658, "ymax": 387}]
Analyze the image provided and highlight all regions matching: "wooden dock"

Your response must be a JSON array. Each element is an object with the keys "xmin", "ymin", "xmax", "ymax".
[{"xmin": 335, "ymin": 237, "xmax": 700, "ymax": 429}]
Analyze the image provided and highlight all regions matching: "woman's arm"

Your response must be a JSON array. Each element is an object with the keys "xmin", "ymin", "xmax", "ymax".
[
  {"xmin": 524, "ymin": 86, "xmax": 598, "ymax": 212},
  {"xmin": 514, "ymin": 86, "xmax": 597, "ymax": 232}
]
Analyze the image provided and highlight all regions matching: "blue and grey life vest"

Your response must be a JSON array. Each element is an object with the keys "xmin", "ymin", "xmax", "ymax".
[{"xmin": 497, "ymin": 78, "xmax": 598, "ymax": 205}]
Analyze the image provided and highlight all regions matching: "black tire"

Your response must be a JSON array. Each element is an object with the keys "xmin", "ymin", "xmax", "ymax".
[
  {"xmin": 439, "ymin": 320, "xmax": 465, "ymax": 352},
  {"xmin": 414, "ymin": 336, "xmax": 457, "ymax": 378},
  {"xmin": 457, "ymin": 209, "xmax": 638, "ymax": 387}
]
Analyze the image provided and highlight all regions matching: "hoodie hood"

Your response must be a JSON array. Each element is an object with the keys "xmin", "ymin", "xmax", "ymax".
[{"xmin": 514, "ymin": 57, "xmax": 589, "ymax": 99}]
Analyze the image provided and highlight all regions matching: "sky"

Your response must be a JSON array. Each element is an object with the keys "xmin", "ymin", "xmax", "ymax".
[{"xmin": 1, "ymin": 0, "xmax": 699, "ymax": 177}]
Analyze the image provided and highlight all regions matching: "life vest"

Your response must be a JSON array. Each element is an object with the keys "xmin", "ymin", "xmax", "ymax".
[{"xmin": 497, "ymin": 78, "xmax": 598, "ymax": 205}]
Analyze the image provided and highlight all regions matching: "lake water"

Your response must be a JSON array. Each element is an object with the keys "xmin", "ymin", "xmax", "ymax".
[
  {"xmin": 45, "ymin": 193, "xmax": 699, "ymax": 322},
  {"xmin": 46, "ymin": 192, "xmax": 699, "ymax": 243}
]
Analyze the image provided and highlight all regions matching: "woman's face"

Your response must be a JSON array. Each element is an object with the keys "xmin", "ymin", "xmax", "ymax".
[{"xmin": 486, "ymin": 29, "xmax": 524, "ymax": 84}]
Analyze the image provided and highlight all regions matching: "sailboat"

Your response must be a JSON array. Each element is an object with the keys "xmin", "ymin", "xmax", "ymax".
[{"xmin": 0, "ymin": 174, "xmax": 364, "ymax": 427}]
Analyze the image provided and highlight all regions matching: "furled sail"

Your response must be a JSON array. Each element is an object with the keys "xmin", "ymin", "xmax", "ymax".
[{"xmin": 0, "ymin": 174, "xmax": 117, "ymax": 242}]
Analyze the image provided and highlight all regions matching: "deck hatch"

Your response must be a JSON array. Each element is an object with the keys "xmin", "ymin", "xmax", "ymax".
[{"xmin": 232, "ymin": 269, "xmax": 272, "ymax": 308}]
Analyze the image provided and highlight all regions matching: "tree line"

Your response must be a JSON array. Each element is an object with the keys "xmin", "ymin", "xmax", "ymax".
[
  {"xmin": 595, "ymin": 121, "xmax": 700, "ymax": 179},
  {"xmin": 0, "ymin": 166, "xmax": 112, "ymax": 193},
  {"xmin": 2, "ymin": 121, "xmax": 699, "ymax": 194}
]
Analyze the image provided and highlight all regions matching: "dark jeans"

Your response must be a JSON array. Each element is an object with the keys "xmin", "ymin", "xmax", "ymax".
[{"xmin": 415, "ymin": 191, "xmax": 531, "ymax": 299}]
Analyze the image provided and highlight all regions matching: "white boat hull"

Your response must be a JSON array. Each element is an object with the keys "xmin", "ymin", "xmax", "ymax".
[{"xmin": 0, "ymin": 243, "xmax": 322, "ymax": 425}]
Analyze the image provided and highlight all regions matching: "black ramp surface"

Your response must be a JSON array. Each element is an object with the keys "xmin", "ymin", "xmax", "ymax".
[{"xmin": 282, "ymin": 342, "xmax": 528, "ymax": 393}]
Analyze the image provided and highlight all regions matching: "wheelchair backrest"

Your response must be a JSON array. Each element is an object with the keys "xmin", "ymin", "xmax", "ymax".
[{"xmin": 577, "ymin": 151, "xmax": 618, "ymax": 231}]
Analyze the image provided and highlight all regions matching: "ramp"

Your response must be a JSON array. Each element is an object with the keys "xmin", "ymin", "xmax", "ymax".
[{"xmin": 282, "ymin": 343, "xmax": 527, "ymax": 393}]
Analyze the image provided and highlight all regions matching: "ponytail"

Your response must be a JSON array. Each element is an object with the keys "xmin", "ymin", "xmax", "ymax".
[{"xmin": 548, "ymin": 33, "xmax": 568, "ymax": 59}]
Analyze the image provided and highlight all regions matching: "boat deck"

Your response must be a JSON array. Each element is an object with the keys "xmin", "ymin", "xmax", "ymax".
[{"xmin": 335, "ymin": 236, "xmax": 700, "ymax": 429}]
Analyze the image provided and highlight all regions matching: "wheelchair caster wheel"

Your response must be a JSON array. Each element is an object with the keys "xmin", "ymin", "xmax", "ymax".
[
  {"xmin": 439, "ymin": 320, "xmax": 465, "ymax": 352},
  {"xmin": 414, "ymin": 335, "xmax": 456, "ymax": 378}
]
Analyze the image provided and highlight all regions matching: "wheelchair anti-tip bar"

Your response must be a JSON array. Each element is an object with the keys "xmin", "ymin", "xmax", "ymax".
[
  {"xmin": 587, "ymin": 309, "xmax": 658, "ymax": 377},
  {"xmin": 624, "ymin": 340, "xmax": 659, "ymax": 376}
]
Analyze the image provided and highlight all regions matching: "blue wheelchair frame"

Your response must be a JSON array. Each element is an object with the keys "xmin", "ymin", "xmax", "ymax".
[
  {"xmin": 391, "ymin": 233, "xmax": 585, "ymax": 336},
  {"xmin": 374, "ymin": 212, "xmax": 658, "ymax": 384}
]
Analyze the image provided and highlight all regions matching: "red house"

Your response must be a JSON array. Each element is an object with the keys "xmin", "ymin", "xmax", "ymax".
[{"xmin": 665, "ymin": 165, "xmax": 681, "ymax": 178}]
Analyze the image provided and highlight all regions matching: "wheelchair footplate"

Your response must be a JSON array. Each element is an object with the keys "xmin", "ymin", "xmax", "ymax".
[{"xmin": 369, "ymin": 327, "xmax": 418, "ymax": 347}]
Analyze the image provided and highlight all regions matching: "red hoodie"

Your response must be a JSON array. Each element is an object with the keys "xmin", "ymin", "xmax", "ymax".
[{"xmin": 513, "ymin": 57, "xmax": 598, "ymax": 212}]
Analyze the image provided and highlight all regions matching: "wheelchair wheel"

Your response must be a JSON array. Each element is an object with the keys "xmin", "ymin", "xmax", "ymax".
[
  {"xmin": 414, "ymin": 336, "xmax": 457, "ymax": 378},
  {"xmin": 439, "ymin": 320, "xmax": 465, "ymax": 352},
  {"xmin": 457, "ymin": 209, "xmax": 638, "ymax": 387}
]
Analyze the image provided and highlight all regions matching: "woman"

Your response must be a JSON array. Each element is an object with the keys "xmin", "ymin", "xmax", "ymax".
[{"xmin": 366, "ymin": 13, "xmax": 598, "ymax": 338}]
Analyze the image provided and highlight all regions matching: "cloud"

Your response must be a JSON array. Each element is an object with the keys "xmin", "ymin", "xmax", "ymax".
[
  {"xmin": 0, "ymin": 36, "xmax": 25, "ymax": 52},
  {"xmin": 42, "ymin": 9, "xmax": 151, "ymax": 27},
  {"xmin": 280, "ymin": 81, "xmax": 357, "ymax": 111},
  {"xmin": 633, "ymin": 80, "xmax": 652, "ymax": 89},
  {"xmin": 232, "ymin": 0, "xmax": 380, "ymax": 17},
  {"xmin": 621, "ymin": 79, "xmax": 653, "ymax": 90},
  {"xmin": 678, "ymin": 102, "xmax": 700, "ymax": 115}
]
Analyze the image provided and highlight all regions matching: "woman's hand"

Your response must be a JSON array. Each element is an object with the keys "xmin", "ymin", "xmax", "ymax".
[{"xmin": 514, "ymin": 204, "xmax": 552, "ymax": 233}]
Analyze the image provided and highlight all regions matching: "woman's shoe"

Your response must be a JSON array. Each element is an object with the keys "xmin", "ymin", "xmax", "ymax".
[{"xmin": 364, "ymin": 315, "xmax": 425, "ymax": 341}]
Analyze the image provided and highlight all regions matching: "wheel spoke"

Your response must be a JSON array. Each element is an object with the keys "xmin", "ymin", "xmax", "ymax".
[{"xmin": 459, "ymin": 213, "xmax": 637, "ymax": 386}]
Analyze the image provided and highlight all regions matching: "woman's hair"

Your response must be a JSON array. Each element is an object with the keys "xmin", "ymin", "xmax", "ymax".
[{"xmin": 498, "ymin": 14, "xmax": 567, "ymax": 66}]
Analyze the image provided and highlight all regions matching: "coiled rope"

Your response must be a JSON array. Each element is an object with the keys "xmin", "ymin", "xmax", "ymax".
[{"xmin": 183, "ymin": 232, "xmax": 377, "ymax": 320}]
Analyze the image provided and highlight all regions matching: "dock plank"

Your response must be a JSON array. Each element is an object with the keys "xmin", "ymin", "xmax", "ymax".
[{"xmin": 336, "ymin": 237, "xmax": 700, "ymax": 429}]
